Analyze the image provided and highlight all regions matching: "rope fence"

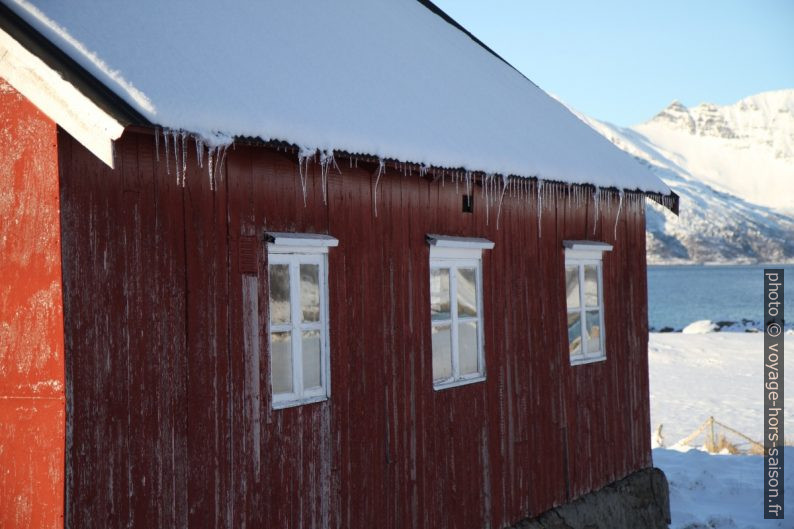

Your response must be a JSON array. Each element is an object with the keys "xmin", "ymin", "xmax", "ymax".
[{"xmin": 655, "ymin": 416, "xmax": 765, "ymax": 455}]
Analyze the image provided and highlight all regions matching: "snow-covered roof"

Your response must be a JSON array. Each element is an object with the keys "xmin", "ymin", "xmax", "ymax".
[{"xmin": 1, "ymin": 0, "xmax": 671, "ymax": 196}]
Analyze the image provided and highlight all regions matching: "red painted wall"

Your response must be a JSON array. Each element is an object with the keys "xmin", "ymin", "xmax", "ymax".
[
  {"xmin": 0, "ymin": 79, "xmax": 65, "ymax": 529},
  {"xmin": 59, "ymin": 130, "xmax": 650, "ymax": 529}
]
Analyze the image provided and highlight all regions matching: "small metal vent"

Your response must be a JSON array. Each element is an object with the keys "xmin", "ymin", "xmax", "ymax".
[
  {"xmin": 238, "ymin": 236, "xmax": 258, "ymax": 275},
  {"xmin": 462, "ymin": 194, "xmax": 474, "ymax": 213}
]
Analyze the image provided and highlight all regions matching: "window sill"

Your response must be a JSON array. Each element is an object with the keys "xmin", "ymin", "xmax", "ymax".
[
  {"xmin": 570, "ymin": 354, "xmax": 606, "ymax": 366},
  {"xmin": 433, "ymin": 375, "xmax": 486, "ymax": 391},
  {"xmin": 272, "ymin": 394, "xmax": 328, "ymax": 410}
]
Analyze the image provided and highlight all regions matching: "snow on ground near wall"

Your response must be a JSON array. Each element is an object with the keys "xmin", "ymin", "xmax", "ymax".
[
  {"xmin": 650, "ymin": 333, "xmax": 792, "ymax": 445},
  {"xmin": 654, "ymin": 447, "xmax": 792, "ymax": 529},
  {"xmin": 3, "ymin": 0, "xmax": 669, "ymax": 193},
  {"xmin": 650, "ymin": 333, "xmax": 793, "ymax": 528}
]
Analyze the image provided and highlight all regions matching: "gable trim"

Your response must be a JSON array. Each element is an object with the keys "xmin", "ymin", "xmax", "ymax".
[{"xmin": 0, "ymin": 26, "xmax": 123, "ymax": 167}]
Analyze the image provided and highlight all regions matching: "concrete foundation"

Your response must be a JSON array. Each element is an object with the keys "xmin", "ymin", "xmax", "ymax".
[{"xmin": 510, "ymin": 467, "xmax": 671, "ymax": 529}]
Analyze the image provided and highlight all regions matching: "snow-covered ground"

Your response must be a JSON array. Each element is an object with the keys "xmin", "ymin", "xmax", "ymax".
[
  {"xmin": 656, "ymin": 447, "xmax": 793, "ymax": 529},
  {"xmin": 650, "ymin": 333, "xmax": 793, "ymax": 528}
]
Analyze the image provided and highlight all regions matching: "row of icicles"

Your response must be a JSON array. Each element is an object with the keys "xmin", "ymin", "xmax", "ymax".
[
  {"xmin": 154, "ymin": 128, "xmax": 661, "ymax": 237},
  {"xmin": 154, "ymin": 128, "xmax": 229, "ymax": 190}
]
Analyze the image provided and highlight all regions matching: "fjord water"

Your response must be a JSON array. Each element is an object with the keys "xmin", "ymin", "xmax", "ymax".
[{"xmin": 647, "ymin": 264, "xmax": 794, "ymax": 331}]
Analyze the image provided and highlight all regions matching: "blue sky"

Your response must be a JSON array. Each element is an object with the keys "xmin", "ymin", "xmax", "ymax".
[{"xmin": 432, "ymin": 0, "xmax": 794, "ymax": 126}]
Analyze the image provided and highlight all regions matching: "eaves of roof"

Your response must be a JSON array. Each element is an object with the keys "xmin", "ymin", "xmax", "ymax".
[{"xmin": 0, "ymin": 1, "xmax": 149, "ymax": 128}]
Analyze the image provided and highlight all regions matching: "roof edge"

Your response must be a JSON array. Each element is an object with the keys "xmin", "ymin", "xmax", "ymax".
[
  {"xmin": 416, "ymin": 0, "xmax": 539, "ymax": 88},
  {"xmin": 0, "ymin": 2, "xmax": 149, "ymax": 128},
  {"xmin": 232, "ymin": 136, "xmax": 681, "ymax": 212},
  {"xmin": 0, "ymin": 23, "xmax": 123, "ymax": 167}
]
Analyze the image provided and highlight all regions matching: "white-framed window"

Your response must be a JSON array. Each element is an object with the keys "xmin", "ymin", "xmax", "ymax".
[
  {"xmin": 427, "ymin": 234, "xmax": 494, "ymax": 389},
  {"xmin": 266, "ymin": 232, "xmax": 338, "ymax": 408},
  {"xmin": 563, "ymin": 241, "xmax": 612, "ymax": 365}
]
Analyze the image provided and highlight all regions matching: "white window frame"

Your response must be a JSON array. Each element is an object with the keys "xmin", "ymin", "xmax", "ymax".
[
  {"xmin": 427, "ymin": 235, "xmax": 494, "ymax": 390},
  {"xmin": 266, "ymin": 232, "xmax": 337, "ymax": 409},
  {"xmin": 563, "ymin": 241, "xmax": 611, "ymax": 366}
]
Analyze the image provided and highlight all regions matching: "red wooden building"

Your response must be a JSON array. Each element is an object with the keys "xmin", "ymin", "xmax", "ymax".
[{"xmin": 0, "ymin": 1, "xmax": 677, "ymax": 528}]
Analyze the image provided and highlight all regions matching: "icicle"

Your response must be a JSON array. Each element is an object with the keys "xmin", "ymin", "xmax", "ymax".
[
  {"xmin": 216, "ymin": 145, "xmax": 228, "ymax": 189},
  {"xmin": 319, "ymin": 150, "xmax": 335, "ymax": 205},
  {"xmin": 164, "ymin": 129, "xmax": 170, "ymax": 175},
  {"xmin": 464, "ymin": 171, "xmax": 471, "ymax": 197},
  {"xmin": 593, "ymin": 187, "xmax": 601, "ymax": 235},
  {"xmin": 181, "ymin": 133, "xmax": 188, "ymax": 186},
  {"xmin": 483, "ymin": 174, "xmax": 492, "ymax": 225},
  {"xmin": 171, "ymin": 131, "xmax": 180, "ymax": 185},
  {"xmin": 297, "ymin": 147, "xmax": 313, "ymax": 207},
  {"xmin": 169, "ymin": 130, "xmax": 181, "ymax": 186},
  {"xmin": 537, "ymin": 180, "xmax": 544, "ymax": 238},
  {"xmin": 613, "ymin": 190, "xmax": 624, "ymax": 240},
  {"xmin": 372, "ymin": 158, "xmax": 385, "ymax": 217},
  {"xmin": 207, "ymin": 147, "xmax": 216, "ymax": 185},
  {"xmin": 495, "ymin": 175, "xmax": 509, "ymax": 229},
  {"xmin": 154, "ymin": 127, "xmax": 160, "ymax": 162},
  {"xmin": 195, "ymin": 137, "xmax": 204, "ymax": 169},
  {"xmin": 481, "ymin": 174, "xmax": 488, "ymax": 225}
]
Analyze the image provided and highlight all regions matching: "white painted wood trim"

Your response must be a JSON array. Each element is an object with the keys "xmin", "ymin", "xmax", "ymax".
[
  {"xmin": 433, "ymin": 375, "xmax": 486, "ymax": 391},
  {"xmin": 563, "ymin": 240, "xmax": 613, "ymax": 261},
  {"xmin": 272, "ymin": 394, "xmax": 328, "ymax": 410},
  {"xmin": 427, "ymin": 234, "xmax": 495, "ymax": 250},
  {"xmin": 0, "ymin": 27, "xmax": 124, "ymax": 168},
  {"xmin": 570, "ymin": 354, "xmax": 606, "ymax": 366},
  {"xmin": 429, "ymin": 256, "xmax": 486, "ymax": 389},
  {"xmin": 563, "ymin": 240, "xmax": 613, "ymax": 251},
  {"xmin": 266, "ymin": 232, "xmax": 339, "ymax": 253},
  {"xmin": 268, "ymin": 250, "xmax": 331, "ymax": 409},
  {"xmin": 566, "ymin": 258, "xmax": 607, "ymax": 366}
]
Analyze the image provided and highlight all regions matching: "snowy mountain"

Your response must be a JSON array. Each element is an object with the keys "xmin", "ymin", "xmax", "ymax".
[{"xmin": 580, "ymin": 90, "xmax": 794, "ymax": 264}]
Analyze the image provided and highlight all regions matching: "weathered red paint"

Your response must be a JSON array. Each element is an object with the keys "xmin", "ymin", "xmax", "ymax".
[
  {"xmin": 0, "ymin": 79, "xmax": 65, "ymax": 529},
  {"xmin": 56, "ymin": 127, "xmax": 651, "ymax": 529}
]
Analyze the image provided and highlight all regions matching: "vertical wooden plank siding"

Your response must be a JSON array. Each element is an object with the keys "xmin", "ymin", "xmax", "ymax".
[
  {"xmin": 60, "ymin": 130, "xmax": 653, "ymax": 529},
  {"xmin": 0, "ymin": 79, "xmax": 65, "ymax": 529},
  {"xmin": 59, "ymin": 129, "xmax": 188, "ymax": 529}
]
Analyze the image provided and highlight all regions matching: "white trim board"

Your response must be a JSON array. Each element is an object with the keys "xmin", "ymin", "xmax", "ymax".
[
  {"xmin": 427, "ymin": 234, "xmax": 494, "ymax": 260},
  {"xmin": 266, "ymin": 232, "xmax": 339, "ymax": 254},
  {"xmin": 0, "ymin": 27, "xmax": 124, "ymax": 168},
  {"xmin": 427, "ymin": 234, "xmax": 495, "ymax": 250},
  {"xmin": 563, "ymin": 240, "xmax": 613, "ymax": 261}
]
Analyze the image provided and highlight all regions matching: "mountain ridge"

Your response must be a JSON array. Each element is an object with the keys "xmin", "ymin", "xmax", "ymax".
[{"xmin": 578, "ymin": 90, "xmax": 794, "ymax": 264}]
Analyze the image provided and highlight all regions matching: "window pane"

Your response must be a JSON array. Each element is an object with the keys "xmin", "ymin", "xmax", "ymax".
[
  {"xmin": 302, "ymin": 330, "xmax": 322, "ymax": 389},
  {"xmin": 430, "ymin": 269, "xmax": 451, "ymax": 320},
  {"xmin": 300, "ymin": 264, "xmax": 321, "ymax": 322},
  {"xmin": 457, "ymin": 267, "xmax": 478, "ymax": 317},
  {"xmin": 584, "ymin": 265, "xmax": 599, "ymax": 307},
  {"xmin": 431, "ymin": 324, "xmax": 452, "ymax": 381},
  {"xmin": 270, "ymin": 331, "xmax": 293, "ymax": 394},
  {"xmin": 567, "ymin": 312, "xmax": 582, "ymax": 355},
  {"xmin": 459, "ymin": 321, "xmax": 479, "ymax": 376},
  {"xmin": 565, "ymin": 266, "xmax": 580, "ymax": 310},
  {"xmin": 269, "ymin": 264, "xmax": 291, "ymax": 325},
  {"xmin": 585, "ymin": 310, "xmax": 602, "ymax": 353}
]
